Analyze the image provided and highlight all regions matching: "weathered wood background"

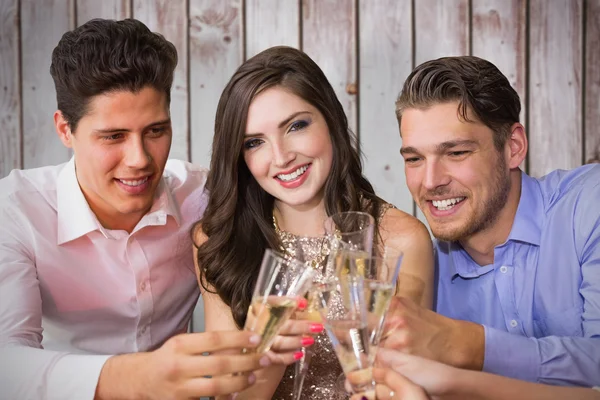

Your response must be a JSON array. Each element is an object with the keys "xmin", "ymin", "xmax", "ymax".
[{"xmin": 1, "ymin": 0, "xmax": 599, "ymax": 332}]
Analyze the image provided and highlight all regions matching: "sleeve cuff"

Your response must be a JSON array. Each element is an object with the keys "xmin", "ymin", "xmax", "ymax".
[
  {"xmin": 47, "ymin": 354, "xmax": 112, "ymax": 400},
  {"xmin": 483, "ymin": 325, "xmax": 540, "ymax": 382}
]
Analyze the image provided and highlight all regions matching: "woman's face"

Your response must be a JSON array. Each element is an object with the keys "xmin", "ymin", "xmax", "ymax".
[{"xmin": 243, "ymin": 86, "xmax": 333, "ymax": 209}]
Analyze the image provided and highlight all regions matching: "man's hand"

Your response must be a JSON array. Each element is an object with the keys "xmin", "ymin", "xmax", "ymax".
[
  {"xmin": 95, "ymin": 331, "xmax": 272, "ymax": 400},
  {"xmin": 381, "ymin": 297, "xmax": 484, "ymax": 370}
]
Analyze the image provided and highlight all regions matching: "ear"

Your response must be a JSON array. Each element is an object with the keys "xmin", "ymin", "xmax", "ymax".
[
  {"xmin": 505, "ymin": 123, "xmax": 527, "ymax": 169},
  {"xmin": 54, "ymin": 110, "xmax": 73, "ymax": 148}
]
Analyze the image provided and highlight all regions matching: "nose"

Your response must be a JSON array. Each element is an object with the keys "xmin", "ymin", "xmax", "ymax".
[
  {"xmin": 272, "ymin": 140, "xmax": 295, "ymax": 168},
  {"xmin": 422, "ymin": 159, "xmax": 451, "ymax": 191},
  {"xmin": 124, "ymin": 136, "xmax": 152, "ymax": 169}
]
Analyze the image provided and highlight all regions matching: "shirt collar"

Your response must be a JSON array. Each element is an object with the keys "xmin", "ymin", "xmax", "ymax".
[
  {"xmin": 57, "ymin": 158, "xmax": 182, "ymax": 244},
  {"xmin": 445, "ymin": 171, "xmax": 543, "ymax": 279},
  {"xmin": 506, "ymin": 171, "xmax": 543, "ymax": 246},
  {"xmin": 134, "ymin": 176, "xmax": 182, "ymax": 233},
  {"xmin": 57, "ymin": 158, "xmax": 104, "ymax": 245},
  {"xmin": 446, "ymin": 241, "xmax": 495, "ymax": 280}
]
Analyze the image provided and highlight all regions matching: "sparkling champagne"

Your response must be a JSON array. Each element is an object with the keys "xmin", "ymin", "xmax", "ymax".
[
  {"xmin": 325, "ymin": 319, "xmax": 370, "ymax": 373},
  {"xmin": 363, "ymin": 280, "xmax": 394, "ymax": 362},
  {"xmin": 245, "ymin": 295, "xmax": 297, "ymax": 353}
]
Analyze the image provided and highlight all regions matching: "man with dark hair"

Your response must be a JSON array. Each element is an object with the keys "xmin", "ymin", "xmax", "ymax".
[
  {"xmin": 383, "ymin": 55, "xmax": 600, "ymax": 387},
  {"xmin": 0, "ymin": 18, "xmax": 306, "ymax": 399}
]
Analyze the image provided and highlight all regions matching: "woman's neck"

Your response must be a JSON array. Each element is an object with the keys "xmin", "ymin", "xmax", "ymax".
[{"xmin": 273, "ymin": 199, "xmax": 328, "ymax": 237}]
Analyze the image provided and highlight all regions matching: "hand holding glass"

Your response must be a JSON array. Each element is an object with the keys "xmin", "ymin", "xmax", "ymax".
[{"xmin": 243, "ymin": 249, "xmax": 316, "ymax": 353}]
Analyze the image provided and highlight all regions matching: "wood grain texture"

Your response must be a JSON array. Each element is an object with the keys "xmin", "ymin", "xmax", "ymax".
[
  {"xmin": 414, "ymin": 0, "xmax": 469, "ymax": 224},
  {"xmin": 585, "ymin": 0, "xmax": 600, "ymax": 164},
  {"xmin": 414, "ymin": 0, "xmax": 469, "ymax": 64},
  {"xmin": 529, "ymin": 0, "xmax": 583, "ymax": 176},
  {"xmin": 472, "ymin": 0, "xmax": 527, "ymax": 171},
  {"xmin": 189, "ymin": 0, "xmax": 243, "ymax": 171},
  {"xmin": 21, "ymin": 0, "xmax": 73, "ymax": 169},
  {"xmin": 188, "ymin": 1, "xmax": 243, "ymax": 334},
  {"xmin": 359, "ymin": 0, "xmax": 413, "ymax": 214},
  {"xmin": 245, "ymin": 0, "xmax": 300, "ymax": 58},
  {"xmin": 0, "ymin": 0, "xmax": 21, "ymax": 178},
  {"xmin": 134, "ymin": 0, "xmax": 190, "ymax": 161},
  {"xmin": 76, "ymin": 0, "xmax": 130, "ymax": 25},
  {"xmin": 302, "ymin": 0, "xmax": 357, "ymax": 134}
]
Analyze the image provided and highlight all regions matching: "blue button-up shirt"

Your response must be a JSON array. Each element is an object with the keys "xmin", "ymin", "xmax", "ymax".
[{"xmin": 435, "ymin": 165, "xmax": 600, "ymax": 386}]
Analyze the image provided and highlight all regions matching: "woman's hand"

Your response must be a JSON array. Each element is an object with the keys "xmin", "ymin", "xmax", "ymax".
[{"xmin": 265, "ymin": 298, "xmax": 324, "ymax": 365}]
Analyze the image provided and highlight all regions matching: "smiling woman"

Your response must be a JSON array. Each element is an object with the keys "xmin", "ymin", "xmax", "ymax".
[{"xmin": 192, "ymin": 46, "xmax": 434, "ymax": 400}]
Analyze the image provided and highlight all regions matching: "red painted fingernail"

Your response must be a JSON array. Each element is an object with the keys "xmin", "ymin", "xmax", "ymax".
[
  {"xmin": 310, "ymin": 323, "xmax": 324, "ymax": 333},
  {"xmin": 301, "ymin": 336, "xmax": 315, "ymax": 346},
  {"xmin": 297, "ymin": 298, "xmax": 308, "ymax": 310},
  {"xmin": 294, "ymin": 351, "xmax": 304, "ymax": 360}
]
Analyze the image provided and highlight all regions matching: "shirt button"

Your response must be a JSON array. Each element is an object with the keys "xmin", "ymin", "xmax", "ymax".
[
  {"xmin": 139, "ymin": 326, "xmax": 147, "ymax": 335},
  {"xmin": 510, "ymin": 319, "xmax": 518, "ymax": 327},
  {"xmin": 140, "ymin": 281, "xmax": 147, "ymax": 291},
  {"xmin": 500, "ymin": 266, "xmax": 508, "ymax": 273}
]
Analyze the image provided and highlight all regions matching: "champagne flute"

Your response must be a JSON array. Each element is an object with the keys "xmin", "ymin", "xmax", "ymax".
[
  {"xmin": 324, "ymin": 211, "xmax": 375, "ymax": 255},
  {"xmin": 348, "ymin": 248, "xmax": 403, "ymax": 363},
  {"xmin": 315, "ymin": 272, "xmax": 376, "ymax": 397},
  {"xmin": 324, "ymin": 211, "xmax": 375, "ymax": 393},
  {"xmin": 283, "ymin": 235, "xmax": 329, "ymax": 400},
  {"xmin": 243, "ymin": 249, "xmax": 316, "ymax": 353}
]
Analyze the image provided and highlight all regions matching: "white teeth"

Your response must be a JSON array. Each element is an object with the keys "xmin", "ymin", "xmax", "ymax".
[
  {"xmin": 277, "ymin": 165, "xmax": 309, "ymax": 182},
  {"xmin": 119, "ymin": 177, "xmax": 148, "ymax": 187},
  {"xmin": 432, "ymin": 197, "xmax": 465, "ymax": 211}
]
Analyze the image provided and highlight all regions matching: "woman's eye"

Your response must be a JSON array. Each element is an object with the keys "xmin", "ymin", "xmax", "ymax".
[
  {"xmin": 289, "ymin": 120, "xmax": 309, "ymax": 132},
  {"xmin": 243, "ymin": 138, "xmax": 263, "ymax": 149}
]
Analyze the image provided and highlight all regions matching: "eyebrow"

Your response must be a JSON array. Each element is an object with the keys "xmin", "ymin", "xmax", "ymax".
[
  {"xmin": 93, "ymin": 118, "xmax": 171, "ymax": 134},
  {"xmin": 245, "ymin": 111, "xmax": 312, "ymax": 136},
  {"xmin": 400, "ymin": 139, "xmax": 478, "ymax": 155}
]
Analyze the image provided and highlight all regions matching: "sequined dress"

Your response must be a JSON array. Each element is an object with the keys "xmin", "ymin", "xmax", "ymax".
[{"xmin": 272, "ymin": 204, "xmax": 394, "ymax": 400}]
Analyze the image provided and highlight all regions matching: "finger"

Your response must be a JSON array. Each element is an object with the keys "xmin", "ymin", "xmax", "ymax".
[
  {"xmin": 270, "ymin": 334, "xmax": 314, "ymax": 352},
  {"xmin": 167, "ymin": 331, "xmax": 261, "ymax": 355},
  {"xmin": 372, "ymin": 367, "xmax": 428, "ymax": 399},
  {"xmin": 265, "ymin": 349, "xmax": 304, "ymax": 366},
  {"xmin": 346, "ymin": 368, "xmax": 375, "ymax": 391},
  {"xmin": 181, "ymin": 373, "xmax": 257, "ymax": 397},
  {"xmin": 349, "ymin": 392, "xmax": 376, "ymax": 400},
  {"xmin": 376, "ymin": 348, "xmax": 411, "ymax": 369},
  {"xmin": 182, "ymin": 353, "xmax": 271, "ymax": 377},
  {"xmin": 379, "ymin": 329, "xmax": 411, "ymax": 352},
  {"xmin": 278, "ymin": 319, "xmax": 324, "ymax": 336}
]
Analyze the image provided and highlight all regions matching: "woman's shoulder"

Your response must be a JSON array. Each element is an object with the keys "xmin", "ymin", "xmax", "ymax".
[
  {"xmin": 378, "ymin": 205, "xmax": 432, "ymax": 248},
  {"xmin": 192, "ymin": 223, "xmax": 208, "ymax": 247}
]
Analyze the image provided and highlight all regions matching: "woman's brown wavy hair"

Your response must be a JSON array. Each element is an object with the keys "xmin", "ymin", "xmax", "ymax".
[{"xmin": 194, "ymin": 46, "xmax": 382, "ymax": 328}]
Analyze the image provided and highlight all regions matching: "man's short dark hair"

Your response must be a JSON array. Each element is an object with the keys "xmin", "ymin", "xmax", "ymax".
[{"xmin": 50, "ymin": 18, "xmax": 178, "ymax": 132}]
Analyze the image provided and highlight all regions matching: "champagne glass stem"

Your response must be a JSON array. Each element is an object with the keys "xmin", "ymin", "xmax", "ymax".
[{"xmin": 292, "ymin": 347, "xmax": 313, "ymax": 400}]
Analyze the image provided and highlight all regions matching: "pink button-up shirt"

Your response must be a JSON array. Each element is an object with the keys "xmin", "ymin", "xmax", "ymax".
[{"xmin": 0, "ymin": 158, "xmax": 209, "ymax": 399}]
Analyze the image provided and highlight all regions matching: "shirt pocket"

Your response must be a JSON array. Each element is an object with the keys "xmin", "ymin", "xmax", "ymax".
[{"xmin": 533, "ymin": 305, "xmax": 583, "ymax": 338}]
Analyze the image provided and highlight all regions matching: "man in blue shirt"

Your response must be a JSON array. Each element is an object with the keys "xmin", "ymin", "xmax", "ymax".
[{"xmin": 385, "ymin": 55, "xmax": 600, "ymax": 386}]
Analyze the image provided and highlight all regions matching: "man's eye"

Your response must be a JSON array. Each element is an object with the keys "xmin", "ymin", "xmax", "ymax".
[
  {"xmin": 404, "ymin": 157, "xmax": 421, "ymax": 163},
  {"xmin": 148, "ymin": 127, "xmax": 167, "ymax": 137},
  {"xmin": 449, "ymin": 151, "xmax": 469, "ymax": 157},
  {"xmin": 103, "ymin": 133, "xmax": 124, "ymax": 141}
]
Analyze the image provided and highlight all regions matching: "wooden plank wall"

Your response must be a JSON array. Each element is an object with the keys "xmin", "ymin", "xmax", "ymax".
[{"xmin": 1, "ymin": 0, "xmax": 599, "ymax": 332}]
